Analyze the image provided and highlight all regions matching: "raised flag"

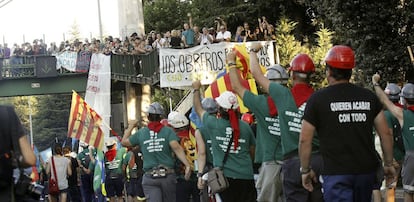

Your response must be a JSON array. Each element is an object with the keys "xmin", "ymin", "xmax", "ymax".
[
  {"xmin": 204, "ymin": 72, "xmax": 258, "ymax": 113},
  {"xmin": 67, "ymin": 91, "xmax": 104, "ymax": 149}
]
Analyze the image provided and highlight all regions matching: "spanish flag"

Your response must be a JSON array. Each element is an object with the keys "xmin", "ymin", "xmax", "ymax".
[
  {"xmin": 204, "ymin": 73, "xmax": 257, "ymax": 113},
  {"xmin": 231, "ymin": 43, "xmax": 252, "ymax": 79},
  {"xmin": 67, "ymin": 91, "xmax": 104, "ymax": 150}
]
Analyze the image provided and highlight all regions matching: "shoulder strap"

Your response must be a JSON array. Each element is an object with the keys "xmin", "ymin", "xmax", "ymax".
[
  {"xmin": 51, "ymin": 156, "xmax": 58, "ymax": 185},
  {"xmin": 222, "ymin": 132, "xmax": 234, "ymax": 166}
]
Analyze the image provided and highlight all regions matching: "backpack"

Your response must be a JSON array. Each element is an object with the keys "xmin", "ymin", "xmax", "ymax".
[{"xmin": 0, "ymin": 106, "xmax": 15, "ymax": 188}]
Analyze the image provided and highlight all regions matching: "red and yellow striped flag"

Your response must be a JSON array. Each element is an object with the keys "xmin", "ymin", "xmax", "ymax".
[
  {"xmin": 67, "ymin": 91, "xmax": 104, "ymax": 149},
  {"xmin": 204, "ymin": 73, "xmax": 257, "ymax": 113}
]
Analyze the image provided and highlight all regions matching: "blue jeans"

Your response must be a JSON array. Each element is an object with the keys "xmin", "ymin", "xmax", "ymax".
[
  {"xmin": 80, "ymin": 174, "xmax": 94, "ymax": 202},
  {"xmin": 321, "ymin": 172, "xmax": 376, "ymax": 202}
]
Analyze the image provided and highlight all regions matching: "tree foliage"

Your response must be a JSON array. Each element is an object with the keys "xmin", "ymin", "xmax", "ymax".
[
  {"xmin": 144, "ymin": 0, "xmax": 316, "ymax": 39},
  {"xmin": 32, "ymin": 94, "xmax": 72, "ymax": 151},
  {"xmin": 151, "ymin": 87, "xmax": 186, "ymax": 115},
  {"xmin": 303, "ymin": 0, "xmax": 414, "ymax": 85},
  {"xmin": 144, "ymin": 0, "xmax": 191, "ymax": 32}
]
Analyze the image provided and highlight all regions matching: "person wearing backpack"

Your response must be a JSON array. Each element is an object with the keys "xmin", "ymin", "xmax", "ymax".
[
  {"xmin": 77, "ymin": 142, "xmax": 94, "ymax": 202},
  {"xmin": 104, "ymin": 138, "xmax": 127, "ymax": 202},
  {"xmin": 122, "ymin": 146, "xmax": 145, "ymax": 202},
  {"xmin": 0, "ymin": 105, "xmax": 36, "ymax": 201}
]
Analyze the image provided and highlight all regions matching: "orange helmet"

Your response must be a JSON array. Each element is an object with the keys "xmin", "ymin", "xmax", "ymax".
[
  {"xmin": 289, "ymin": 54, "xmax": 315, "ymax": 73},
  {"xmin": 241, "ymin": 113, "xmax": 254, "ymax": 125},
  {"xmin": 324, "ymin": 45, "xmax": 355, "ymax": 69}
]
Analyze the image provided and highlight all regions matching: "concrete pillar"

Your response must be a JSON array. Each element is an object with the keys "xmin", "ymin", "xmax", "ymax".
[
  {"xmin": 118, "ymin": 0, "xmax": 145, "ymax": 39},
  {"xmin": 125, "ymin": 82, "xmax": 151, "ymax": 127}
]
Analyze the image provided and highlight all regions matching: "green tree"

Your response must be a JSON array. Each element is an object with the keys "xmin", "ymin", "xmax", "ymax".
[
  {"xmin": 32, "ymin": 94, "xmax": 72, "ymax": 150},
  {"xmin": 144, "ymin": 0, "xmax": 317, "ymax": 41},
  {"xmin": 144, "ymin": 0, "xmax": 192, "ymax": 32},
  {"xmin": 303, "ymin": 0, "xmax": 414, "ymax": 85},
  {"xmin": 274, "ymin": 17, "xmax": 308, "ymax": 67},
  {"xmin": 309, "ymin": 28, "xmax": 334, "ymax": 88},
  {"xmin": 151, "ymin": 87, "xmax": 186, "ymax": 114}
]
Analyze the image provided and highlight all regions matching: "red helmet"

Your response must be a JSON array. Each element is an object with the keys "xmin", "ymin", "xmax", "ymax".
[
  {"xmin": 241, "ymin": 113, "xmax": 254, "ymax": 125},
  {"xmin": 289, "ymin": 54, "xmax": 315, "ymax": 73},
  {"xmin": 324, "ymin": 45, "xmax": 355, "ymax": 69}
]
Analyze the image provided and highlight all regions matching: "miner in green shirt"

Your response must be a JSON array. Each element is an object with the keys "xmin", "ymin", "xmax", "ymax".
[
  {"xmin": 192, "ymin": 82, "xmax": 257, "ymax": 202},
  {"xmin": 228, "ymin": 50, "xmax": 287, "ymax": 202},
  {"xmin": 121, "ymin": 102, "xmax": 191, "ymax": 202}
]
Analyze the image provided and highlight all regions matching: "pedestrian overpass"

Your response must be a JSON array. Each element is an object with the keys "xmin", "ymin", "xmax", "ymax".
[
  {"xmin": 0, "ymin": 51, "xmax": 160, "ymax": 97},
  {"xmin": 0, "ymin": 51, "xmax": 194, "ymax": 114}
]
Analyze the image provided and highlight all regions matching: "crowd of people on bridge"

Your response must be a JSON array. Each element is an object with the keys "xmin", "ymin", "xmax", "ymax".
[{"xmin": 0, "ymin": 14, "xmax": 276, "ymax": 63}]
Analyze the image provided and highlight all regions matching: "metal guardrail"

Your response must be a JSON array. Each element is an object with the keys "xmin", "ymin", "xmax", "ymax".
[
  {"xmin": 0, "ymin": 52, "xmax": 160, "ymax": 85},
  {"xmin": 111, "ymin": 50, "xmax": 160, "ymax": 84}
]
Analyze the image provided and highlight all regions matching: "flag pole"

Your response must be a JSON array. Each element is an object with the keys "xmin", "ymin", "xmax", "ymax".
[
  {"xmin": 100, "ymin": 120, "xmax": 122, "ymax": 142},
  {"xmin": 28, "ymin": 97, "xmax": 34, "ymax": 147}
]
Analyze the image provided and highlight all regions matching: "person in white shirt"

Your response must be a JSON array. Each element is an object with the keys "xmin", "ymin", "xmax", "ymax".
[
  {"xmin": 216, "ymin": 25, "xmax": 231, "ymax": 42},
  {"xmin": 199, "ymin": 27, "xmax": 214, "ymax": 45}
]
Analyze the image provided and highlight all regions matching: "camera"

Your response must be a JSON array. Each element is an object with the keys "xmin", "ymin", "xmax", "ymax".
[{"xmin": 15, "ymin": 173, "xmax": 44, "ymax": 200}]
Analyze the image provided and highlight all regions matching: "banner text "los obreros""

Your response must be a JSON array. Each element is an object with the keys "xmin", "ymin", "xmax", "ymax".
[{"xmin": 159, "ymin": 41, "xmax": 275, "ymax": 88}]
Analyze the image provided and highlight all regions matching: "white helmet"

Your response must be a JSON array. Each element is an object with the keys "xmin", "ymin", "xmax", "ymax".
[
  {"xmin": 105, "ymin": 138, "xmax": 117, "ymax": 147},
  {"xmin": 167, "ymin": 111, "xmax": 179, "ymax": 121},
  {"xmin": 168, "ymin": 112, "xmax": 189, "ymax": 128},
  {"xmin": 265, "ymin": 64, "xmax": 289, "ymax": 84},
  {"xmin": 215, "ymin": 91, "xmax": 239, "ymax": 110},
  {"xmin": 79, "ymin": 141, "xmax": 88, "ymax": 148}
]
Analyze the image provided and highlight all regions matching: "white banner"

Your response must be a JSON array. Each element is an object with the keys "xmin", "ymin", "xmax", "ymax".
[
  {"xmin": 56, "ymin": 51, "xmax": 78, "ymax": 71},
  {"xmin": 85, "ymin": 53, "xmax": 111, "ymax": 142},
  {"xmin": 159, "ymin": 41, "xmax": 275, "ymax": 87}
]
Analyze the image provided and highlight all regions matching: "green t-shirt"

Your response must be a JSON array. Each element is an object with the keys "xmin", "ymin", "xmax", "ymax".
[
  {"xmin": 384, "ymin": 110, "xmax": 405, "ymax": 161},
  {"xmin": 78, "ymin": 149, "xmax": 90, "ymax": 165},
  {"xmin": 268, "ymin": 83, "xmax": 319, "ymax": 157},
  {"xmin": 243, "ymin": 91, "xmax": 283, "ymax": 162},
  {"xmin": 123, "ymin": 151, "xmax": 140, "ymax": 179},
  {"xmin": 105, "ymin": 147, "xmax": 127, "ymax": 175},
  {"xmin": 129, "ymin": 126, "xmax": 179, "ymax": 172},
  {"xmin": 198, "ymin": 127, "xmax": 214, "ymax": 165},
  {"xmin": 402, "ymin": 109, "xmax": 414, "ymax": 150},
  {"xmin": 202, "ymin": 113, "xmax": 255, "ymax": 179}
]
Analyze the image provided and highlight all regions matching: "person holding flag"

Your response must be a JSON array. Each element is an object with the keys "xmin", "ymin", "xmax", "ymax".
[
  {"xmin": 228, "ymin": 49, "xmax": 288, "ymax": 201},
  {"xmin": 248, "ymin": 42, "xmax": 324, "ymax": 201},
  {"xmin": 191, "ymin": 86, "xmax": 257, "ymax": 202},
  {"xmin": 121, "ymin": 102, "xmax": 191, "ymax": 202}
]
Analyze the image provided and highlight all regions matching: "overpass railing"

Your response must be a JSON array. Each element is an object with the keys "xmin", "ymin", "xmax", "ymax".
[{"xmin": 0, "ymin": 51, "xmax": 160, "ymax": 85}]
